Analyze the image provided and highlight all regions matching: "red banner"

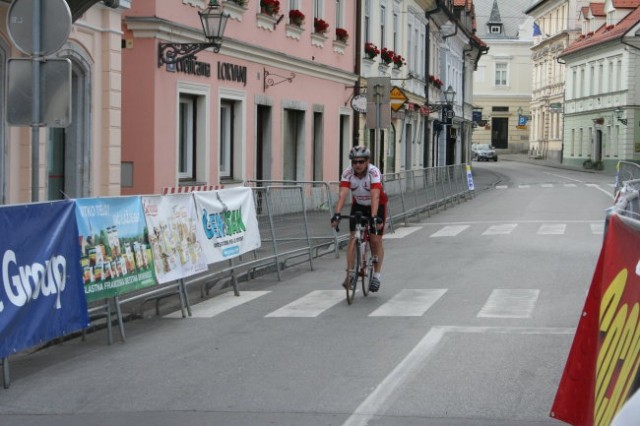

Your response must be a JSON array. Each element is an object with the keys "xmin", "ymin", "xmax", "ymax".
[{"xmin": 551, "ymin": 214, "xmax": 640, "ymax": 425}]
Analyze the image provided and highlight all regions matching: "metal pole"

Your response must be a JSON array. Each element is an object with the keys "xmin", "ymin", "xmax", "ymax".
[
  {"xmin": 375, "ymin": 84, "xmax": 381, "ymax": 171},
  {"xmin": 31, "ymin": 0, "xmax": 42, "ymax": 202}
]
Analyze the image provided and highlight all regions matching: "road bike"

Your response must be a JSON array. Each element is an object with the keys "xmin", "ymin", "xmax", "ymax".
[{"xmin": 335, "ymin": 212, "xmax": 378, "ymax": 305}]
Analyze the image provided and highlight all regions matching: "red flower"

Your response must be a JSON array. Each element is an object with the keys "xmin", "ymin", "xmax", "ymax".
[
  {"xmin": 289, "ymin": 9, "xmax": 305, "ymax": 25},
  {"xmin": 380, "ymin": 48, "xmax": 395, "ymax": 65},
  {"xmin": 314, "ymin": 18, "xmax": 329, "ymax": 34},
  {"xmin": 393, "ymin": 54, "xmax": 406, "ymax": 69},
  {"xmin": 364, "ymin": 42, "xmax": 380, "ymax": 59},
  {"xmin": 336, "ymin": 27, "xmax": 349, "ymax": 42},
  {"xmin": 260, "ymin": 0, "xmax": 280, "ymax": 16}
]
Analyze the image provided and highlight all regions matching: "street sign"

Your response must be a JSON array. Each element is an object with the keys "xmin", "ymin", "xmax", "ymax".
[
  {"xmin": 366, "ymin": 77, "xmax": 391, "ymax": 103},
  {"xmin": 366, "ymin": 101, "xmax": 391, "ymax": 129},
  {"xmin": 7, "ymin": 0, "xmax": 72, "ymax": 56},
  {"xmin": 517, "ymin": 115, "xmax": 528, "ymax": 126},
  {"xmin": 389, "ymin": 86, "xmax": 408, "ymax": 112},
  {"xmin": 6, "ymin": 58, "xmax": 72, "ymax": 127}
]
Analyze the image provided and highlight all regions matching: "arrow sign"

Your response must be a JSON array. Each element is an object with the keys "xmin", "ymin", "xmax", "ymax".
[{"xmin": 390, "ymin": 86, "xmax": 408, "ymax": 112}]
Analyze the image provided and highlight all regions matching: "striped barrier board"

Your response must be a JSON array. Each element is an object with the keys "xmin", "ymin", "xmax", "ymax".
[{"xmin": 162, "ymin": 185, "xmax": 224, "ymax": 194}]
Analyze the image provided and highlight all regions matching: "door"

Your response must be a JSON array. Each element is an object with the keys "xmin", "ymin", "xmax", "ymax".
[{"xmin": 491, "ymin": 117, "xmax": 508, "ymax": 149}]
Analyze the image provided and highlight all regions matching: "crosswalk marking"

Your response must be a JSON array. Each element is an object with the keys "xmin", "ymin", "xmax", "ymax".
[
  {"xmin": 537, "ymin": 224, "xmax": 566, "ymax": 235},
  {"xmin": 369, "ymin": 289, "xmax": 447, "ymax": 317},
  {"xmin": 564, "ymin": 183, "xmax": 577, "ymax": 188},
  {"xmin": 477, "ymin": 289, "xmax": 540, "ymax": 318},
  {"xmin": 430, "ymin": 225, "xmax": 469, "ymax": 238},
  {"xmin": 384, "ymin": 226, "xmax": 422, "ymax": 239},
  {"xmin": 496, "ymin": 185, "xmax": 508, "ymax": 189},
  {"xmin": 482, "ymin": 224, "xmax": 517, "ymax": 235},
  {"xmin": 518, "ymin": 184, "xmax": 531, "ymax": 189},
  {"xmin": 265, "ymin": 290, "xmax": 344, "ymax": 317},
  {"xmin": 591, "ymin": 223, "xmax": 605, "ymax": 234},
  {"xmin": 541, "ymin": 184, "xmax": 553, "ymax": 188},
  {"xmin": 164, "ymin": 290, "xmax": 270, "ymax": 318}
]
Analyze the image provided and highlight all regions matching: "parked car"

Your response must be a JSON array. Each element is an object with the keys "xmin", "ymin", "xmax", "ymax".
[{"xmin": 472, "ymin": 144, "xmax": 498, "ymax": 162}]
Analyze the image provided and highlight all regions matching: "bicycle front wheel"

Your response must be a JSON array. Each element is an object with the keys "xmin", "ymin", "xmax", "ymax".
[
  {"xmin": 361, "ymin": 241, "xmax": 372, "ymax": 297},
  {"xmin": 346, "ymin": 242, "xmax": 360, "ymax": 305}
]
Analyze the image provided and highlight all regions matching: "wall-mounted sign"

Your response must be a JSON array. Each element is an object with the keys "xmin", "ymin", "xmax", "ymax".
[
  {"xmin": 218, "ymin": 62, "xmax": 247, "ymax": 86},
  {"xmin": 350, "ymin": 94, "xmax": 367, "ymax": 113},
  {"xmin": 166, "ymin": 57, "xmax": 211, "ymax": 77}
]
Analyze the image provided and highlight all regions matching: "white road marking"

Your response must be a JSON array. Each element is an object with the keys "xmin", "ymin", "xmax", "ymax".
[
  {"xmin": 265, "ymin": 290, "xmax": 344, "ymax": 317},
  {"xmin": 482, "ymin": 224, "xmax": 517, "ymax": 235},
  {"xmin": 564, "ymin": 183, "xmax": 577, "ymax": 187},
  {"xmin": 477, "ymin": 289, "xmax": 540, "ymax": 318},
  {"xmin": 430, "ymin": 225, "xmax": 469, "ymax": 237},
  {"xmin": 384, "ymin": 226, "xmax": 422, "ymax": 239},
  {"xmin": 342, "ymin": 325, "xmax": 575, "ymax": 426},
  {"xmin": 369, "ymin": 289, "xmax": 447, "ymax": 317},
  {"xmin": 164, "ymin": 291, "xmax": 270, "ymax": 318},
  {"xmin": 541, "ymin": 184, "xmax": 554, "ymax": 188},
  {"xmin": 496, "ymin": 185, "xmax": 508, "ymax": 189},
  {"xmin": 518, "ymin": 184, "xmax": 531, "ymax": 189},
  {"xmin": 537, "ymin": 224, "xmax": 566, "ymax": 235},
  {"xmin": 591, "ymin": 223, "xmax": 605, "ymax": 234},
  {"xmin": 545, "ymin": 172, "xmax": 584, "ymax": 183},
  {"xmin": 586, "ymin": 183, "xmax": 615, "ymax": 199}
]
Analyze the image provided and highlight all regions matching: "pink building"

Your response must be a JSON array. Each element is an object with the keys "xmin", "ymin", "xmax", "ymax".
[{"xmin": 121, "ymin": 0, "xmax": 357, "ymax": 195}]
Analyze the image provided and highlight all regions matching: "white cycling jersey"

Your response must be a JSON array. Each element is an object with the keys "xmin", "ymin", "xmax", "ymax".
[{"xmin": 339, "ymin": 164, "xmax": 387, "ymax": 206}]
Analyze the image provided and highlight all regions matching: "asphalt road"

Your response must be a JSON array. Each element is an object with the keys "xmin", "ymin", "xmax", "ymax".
[{"xmin": 0, "ymin": 159, "xmax": 617, "ymax": 426}]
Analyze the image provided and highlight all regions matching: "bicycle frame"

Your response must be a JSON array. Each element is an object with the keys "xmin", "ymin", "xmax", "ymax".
[{"xmin": 336, "ymin": 212, "xmax": 376, "ymax": 304}]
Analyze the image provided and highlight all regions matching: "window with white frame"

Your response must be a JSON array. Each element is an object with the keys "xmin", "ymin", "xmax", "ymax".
[
  {"xmin": 364, "ymin": 0, "xmax": 371, "ymax": 42},
  {"xmin": 335, "ymin": 0, "xmax": 344, "ymax": 29},
  {"xmin": 289, "ymin": 0, "xmax": 300, "ymax": 11},
  {"xmin": 495, "ymin": 63, "xmax": 507, "ymax": 86},
  {"xmin": 179, "ymin": 95, "xmax": 196, "ymax": 180},
  {"xmin": 314, "ymin": 0, "xmax": 324, "ymax": 19},
  {"xmin": 380, "ymin": 4, "xmax": 386, "ymax": 48},
  {"xmin": 392, "ymin": 10, "xmax": 398, "ymax": 52},
  {"xmin": 219, "ymin": 101, "xmax": 233, "ymax": 179}
]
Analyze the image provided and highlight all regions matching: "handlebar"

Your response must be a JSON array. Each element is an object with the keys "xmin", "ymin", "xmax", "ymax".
[{"xmin": 333, "ymin": 212, "xmax": 373, "ymax": 233}]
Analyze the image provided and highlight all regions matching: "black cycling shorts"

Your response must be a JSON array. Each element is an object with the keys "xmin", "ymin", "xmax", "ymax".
[{"xmin": 349, "ymin": 203, "xmax": 387, "ymax": 235}]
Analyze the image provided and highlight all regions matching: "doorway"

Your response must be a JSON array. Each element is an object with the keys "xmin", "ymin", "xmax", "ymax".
[{"xmin": 491, "ymin": 117, "xmax": 508, "ymax": 149}]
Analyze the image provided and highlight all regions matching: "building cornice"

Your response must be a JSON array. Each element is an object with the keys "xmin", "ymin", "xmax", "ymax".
[{"xmin": 125, "ymin": 16, "xmax": 357, "ymax": 86}]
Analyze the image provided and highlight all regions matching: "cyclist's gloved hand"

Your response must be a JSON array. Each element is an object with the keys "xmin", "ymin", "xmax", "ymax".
[
  {"xmin": 373, "ymin": 216, "xmax": 383, "ymax": 225},
  {"xmin": 331, "ymin": 213, "xmax": 341, "ymax": 224}
]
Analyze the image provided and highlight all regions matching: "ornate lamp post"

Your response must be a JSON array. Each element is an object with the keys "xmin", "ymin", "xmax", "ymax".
[{"xmin": 158, "ymin": 0, "xmax": 230, "ymax": 66}]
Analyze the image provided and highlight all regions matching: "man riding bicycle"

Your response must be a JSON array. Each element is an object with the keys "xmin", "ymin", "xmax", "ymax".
[{"xmin": 331, "ymin": 145, "xmax": 387, "ymax": 292}]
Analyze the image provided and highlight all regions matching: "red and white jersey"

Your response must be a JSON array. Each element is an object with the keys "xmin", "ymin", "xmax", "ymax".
[{"xmin": 339, "ymin": 164, "xmax": 388, "ymax": 206}]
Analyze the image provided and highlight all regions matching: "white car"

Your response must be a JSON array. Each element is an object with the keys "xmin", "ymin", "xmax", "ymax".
[{"xmin": 472, "ymin": 144, "xmax": 498, "ymax": 162}]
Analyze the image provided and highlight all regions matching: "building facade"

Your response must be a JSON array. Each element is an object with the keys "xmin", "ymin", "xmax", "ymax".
[
  {"xmin": 472, "ymin": 0, "xmax": 534, "ymax": 153},
  {"xmin": 525, "ymin": 0, "xmax": 589, "ymax": 163},
  {"xmin": 559, "ymin": 1, "xmax": 640, "ymax": 171},
  {"xmin": 0, "ymin": 0, "xmax": 126, "ymax": 204}
]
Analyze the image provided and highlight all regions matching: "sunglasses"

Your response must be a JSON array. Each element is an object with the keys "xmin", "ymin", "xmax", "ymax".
[{"xmin": 351, "ymin": 159, "xmax": 367, "ymax": 165}]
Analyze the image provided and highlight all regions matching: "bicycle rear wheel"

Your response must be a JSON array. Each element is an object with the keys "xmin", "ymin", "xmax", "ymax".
[
  {"xmin": 346, "ymin": 242, "xmax": 360, "ymax": 305},
  {"xmin": 361, "ymin": 241, "xmax": 371, "ymax": 296}
]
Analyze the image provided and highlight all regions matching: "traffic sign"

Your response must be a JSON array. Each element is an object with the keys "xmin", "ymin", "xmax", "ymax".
[
  {"xmin": 7, "ymin": 0, "xmax": 71, "ymax": 56},
  {"xmin": 389, "ymin": 86, "xmax": 408, "ymax": 112}
]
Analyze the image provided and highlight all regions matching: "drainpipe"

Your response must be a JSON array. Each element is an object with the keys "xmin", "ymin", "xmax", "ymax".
[
  {"xmin": 424, "ymin": 2, "xmax": 441, "ymax": 167},
  {"xmin": 352, "ymin": 0, "xmax": 363, "ymax": 149}
]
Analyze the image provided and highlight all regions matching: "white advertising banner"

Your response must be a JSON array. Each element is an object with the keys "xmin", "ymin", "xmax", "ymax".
[
  {"xmin": 194, "ymin": 187, "xmax": 261, "ymax": 264},
  {"xmin": 141, "ymin": 194, "xmax": 208, "ymax": 284}
]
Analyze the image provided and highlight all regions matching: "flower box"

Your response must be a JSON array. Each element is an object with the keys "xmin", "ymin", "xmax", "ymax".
[{"xmin": 314, "ymin": 18, "xmax": 329, "ymax": 34}]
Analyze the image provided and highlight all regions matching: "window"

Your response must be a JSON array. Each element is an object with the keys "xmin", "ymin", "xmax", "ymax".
[
  {"xmin": 179, "ymin": 95, "xmax": 196, "ymax": 180},
  {"xmin": 495, "ymin": 63, "xmax": 507, "ymax": 86},
  {"xmin": 313, "ymin": 0, "xmax": 324, "ymax": 19},
  {"xmin": 289, "ymin": 0, "xmax": 300, "ymax": 10},
  {"xmin": 392, "ymin": 10, "xmax": 398, "ymax": 52},
  {"xmin": 380, "ymin": 4, "xmax": 386, "ymax": 48},
  {"xmin": 490, "ymin": 25, "xmax": 501, "ymax": 34},
  {"xmin": 335, "ymin": 0, "xmax": 343, "ymax": 29},
  {"xmin": 219, "ymin": 101, "xmax": 233, "ymax": 179},
  {"xmin": 364, "ymin": 0, "xmax": 371, "ymax": 42}
]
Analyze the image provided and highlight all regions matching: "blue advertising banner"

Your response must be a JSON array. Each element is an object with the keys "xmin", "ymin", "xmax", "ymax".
[{"xmin": 0, "ymin": 201, "xmax": 89, "ymax": 359}]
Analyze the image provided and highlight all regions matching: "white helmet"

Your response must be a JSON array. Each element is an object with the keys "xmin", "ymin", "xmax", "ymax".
[{"xmin": 349, "ymin": 145, "xmax": 371, "ymax": 160}]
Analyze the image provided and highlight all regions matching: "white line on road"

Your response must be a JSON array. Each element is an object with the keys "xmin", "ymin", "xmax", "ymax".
[
  {"xmin": 586, "ymin": 183, "xmax": 615, "ymax": 199},
  {"xmin": 342, "ymin": 325, "xmax": 575, "ymax": 426},
  {"xmin": 384, "ymin": 226, "xmax": 422, "ymax": 239},
  {"xmin": 430, "ymin": 225, "xmax": 469, "ymax": 237},
  {"xmin": 265, "ymin": 290, "xmax": 344, "ymax": 317},
  {"xmin": 591, "ymin": 223, "xmax": 605, "ymax": 234},
  {"xmin": 537, "ymin": 224, "xmax": 566, "ymax": 235},
  {"xmin": 477, "ymin": 289, "xmax": 540, "ymax": 318},
  {"xmin": 164, "ymin": 291, "xmax": 270, "ymax": 318},
  {"xmin": 545, "ymin": 172, "xmax": 584, "ymax": 183},
  {"xmin": 369, "ymin": 289, "xmax": 447, "ymax": 317},
  {"xmin": 482, "ymin": 224, "xmax": 517, "ymax": 235}
]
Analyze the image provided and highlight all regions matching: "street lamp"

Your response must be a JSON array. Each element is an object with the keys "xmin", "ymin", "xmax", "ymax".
[
  {"xmin": 614, "ymin": 107, "xmax": 628, "ymax": 126},
  {"xmin": 444, "ymin": 85, "xmax": 456, "ymax": 105},
  {"xmin": 158, "ymin": 0, "xmax": 229, "ymax": 67},
  {"xmin": 517, "ymin": 106, "xmax": 523, "ymax": 116}
]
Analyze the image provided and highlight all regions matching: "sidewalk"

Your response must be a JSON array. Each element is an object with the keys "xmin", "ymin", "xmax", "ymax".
[{"xmin": 498, "ymin": 153, "xmax": 617, "ymax": 177}]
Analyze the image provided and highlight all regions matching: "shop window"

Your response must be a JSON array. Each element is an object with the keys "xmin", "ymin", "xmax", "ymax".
[{"xmin": 179, "ymin": 95, "xmax": 196, "ymax": 180}]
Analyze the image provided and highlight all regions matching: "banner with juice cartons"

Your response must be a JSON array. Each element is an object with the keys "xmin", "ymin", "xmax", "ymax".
[
  {"xmin": 141, "ymin": 194, "xmax": 208, "ymax": 284},
  {"xmin": 75, "ymin": 197, "xmax": 157, "ymax": 302},
  {"xmin": 0, "ymin": 201, "xmax": 89, "ymax": 359},
  {"xmin": 194, "ymin": 187, "xmax": 261, "ymax": 264}
]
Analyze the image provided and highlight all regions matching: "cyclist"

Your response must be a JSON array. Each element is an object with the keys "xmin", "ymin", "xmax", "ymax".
[{"xmin": 331, "ymin": 145, "xmax": 387, "ymax": 292}]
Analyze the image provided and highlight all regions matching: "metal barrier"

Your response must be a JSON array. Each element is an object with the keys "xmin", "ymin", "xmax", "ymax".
[{"xmin": 615, "ymin": 161, "xmax": 640, "ymax": 196}]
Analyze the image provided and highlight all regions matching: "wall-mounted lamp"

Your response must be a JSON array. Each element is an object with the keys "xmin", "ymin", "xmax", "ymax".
[
  {"xmin": 158, "ymin": 0, "xmax": 229, "ymax": 67},
  {"xmin": 614, "ymin": 107, "xmax": 628, "ymax": 126},
  {"xmin": 444, "ymin": 85, "xmax": 456, "ymax": 105},
  {"xmin": 517, "ymin": 106, "xmax": 523, "ymax": 116},
  {"xmin": 426, "ymin": 85, "xmax": 456, "ymax": 113}
]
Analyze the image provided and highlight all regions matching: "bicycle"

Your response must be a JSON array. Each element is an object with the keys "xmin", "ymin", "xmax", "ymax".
[{"xmin": 335, "ymin": 212, "xmax": 378, "ymax": 305}]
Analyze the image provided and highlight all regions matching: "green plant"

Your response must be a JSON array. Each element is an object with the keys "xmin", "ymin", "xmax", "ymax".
[
  {"xmin": 583, "ymin": 159, "xmax": 593, "ymax": 169},
  {"xmin": 594, "ymin": 160, "xmax": 604, "ymax": 170}
]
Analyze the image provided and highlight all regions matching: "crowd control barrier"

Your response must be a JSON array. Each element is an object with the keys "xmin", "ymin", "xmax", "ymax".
[
  {"xmin": 0, "ymin": 164, "xmax": 474, "ymax": 389},
  {"xmin": 551, "ymin": 161, "xmax": 640, "ymax": 425}
]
